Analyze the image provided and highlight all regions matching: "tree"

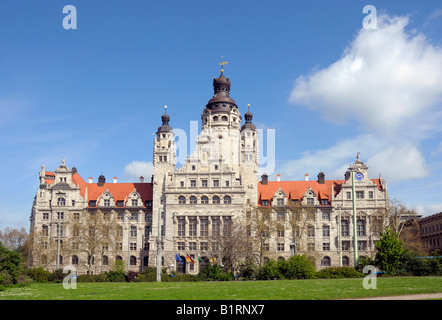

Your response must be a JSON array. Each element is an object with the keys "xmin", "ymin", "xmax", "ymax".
[
  {"xmin": 375, "ymin": 228, "xmax": 404, "ymax": 274},
  {"xmin": 0, "ymin": 241, "xmax": 22, "ymax": 285}
]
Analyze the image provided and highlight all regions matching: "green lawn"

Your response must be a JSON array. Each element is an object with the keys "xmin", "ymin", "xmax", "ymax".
[{"xmin": 0, "ymin": 276, "xmax": 441, "ymax": 300}]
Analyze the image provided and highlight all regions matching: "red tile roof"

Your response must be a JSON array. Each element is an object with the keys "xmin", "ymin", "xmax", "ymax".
[{"xmin": 71, "ymin": 172, "xmax": 153, "ymax": 208}]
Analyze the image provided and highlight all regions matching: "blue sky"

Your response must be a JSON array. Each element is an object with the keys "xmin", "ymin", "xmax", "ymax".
[{"xmin": 1, "ymin": 0, "xmax": 441, "ymax": 229}]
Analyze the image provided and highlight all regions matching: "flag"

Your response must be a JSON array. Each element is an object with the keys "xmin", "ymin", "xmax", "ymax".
[
  {"xmin": 175, "ymin": 253, "xmax": 183, "ymax": 264},
  {"xmin": 186, "ymin": 254, "xmax": 195, "ymax": 264},
  {"xmin": 210, "ymin": 257, "xmax": 216, "ymax": 264}
]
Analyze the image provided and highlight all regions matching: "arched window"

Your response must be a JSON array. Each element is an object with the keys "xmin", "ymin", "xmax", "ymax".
[
  {"xmin": 143, "ymin": 256, "xmax": 149, "ymax": 266},
  {"xmin": 223, "ymin": 196, "xmax": 231, "ymax": 204},
  {"xmin": 342, "ymin": 256, "xmax": 349, "ymax": 266},
  {"xmin": 130, "ymin": 256, "xmax": 137, "ymax": 266},
  {"xmin": 57, "ymin": 197, "xmax": 66, "ymax": 206},
  {"xmin": 41, "ymin": 255, "xmax": 47, "ymax": 265},
  {"xmin": 321, "ymin": 256, "xmax": 331, "ymax": 266},
  {"xmin": 116, "ymin": 255, "xmax": 122, "ymax": 261},
  {"xmin": 212, "ymin": 196, "xmax": 220, "ymax": 204},
  {"xmin": 103, "ymin": 255, "xmax": 109, "ymax": 266},
  {"xmin": 221, "ymin": 115, "xmax": 228, "ymax": 121},
  {"xmin": 190, "ymin": 196, "xmax": 197, "ymax": 205},
  {"xmin": 357, "ymin": 219, "xmax": 366, "ymax": 236},
  {"xmin": 213, "ymin": 116, "xmax": 218, "ymax": 121},
  {"xmin": 72, "ymin": 255, "xmax": 79, "ymax": 265},
  {"xmin": 178, "ymin": 196, "xmax": 186, "ymax": 204},
  {"xmin": 201, "ymin": 196, "xmax": 209, "ymax": 204}
]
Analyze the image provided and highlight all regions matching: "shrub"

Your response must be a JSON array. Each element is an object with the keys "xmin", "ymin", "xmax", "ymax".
[
  {"xmin": 48, "ymin": 269, "xmax": 64, "ymax": 283},
  {"xmin": 279, "ymin": 255, "xmax": 316, "ymax": 279},
  {"xmin": 25, "ymin": 267, "xmax": 51, "ymax": 283},
  {"xmin": 355, "ymin": 256, "xmax": 376, "ymax": 273},
  {"xmin": 0, "ymin": 270, "xmax": 13, "ymax": 287},
  {"xmin": 257, "ymin": 259, "xmax": 282, "ymax": 280},
  {"xmin": 105, "ymin": 270, "xmax": 126, "ymax": 282},
  {"xmin": 0, "ymin": 242, "xmax": 22, "ymax": 285},
  {"xmin": 198, "ymin": 264, "xmax": 233, "ymax": 281},
  {"xmin": 316, "ymin": 267, "xmax": 364, "ymax": 279},
  {"xmin": 77, "ymin": 274, "xmax": 107, "ymax": 282},
  {"xmin": 237, "ymin": 258, "xmax": 258, "ymax": 280}
]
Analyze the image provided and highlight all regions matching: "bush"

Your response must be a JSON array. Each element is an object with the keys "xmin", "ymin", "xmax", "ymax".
[
  {"xmin": 237, "ymin": 258, "xmax": 258, "ymax": 280},
  {"xmin": 105, "ymin": 270, "xmax": 126, "ymax": 282},
  {"xmin": 279, "ymin": 255, "xmax": 316, "ymax": 279},
  {"xmin": 25, "ymin": 267, "xmax": 51, "ymax": 283},
  {"xmin": 257, "ymin": 259, "xmax": 282, "ymax": 280},
  {"xmin": 0, "ymin": 242, "xmax": 22, "ymax": 285},
  {"xmin": 77, "ymin": 274, "xmax": 107, "ymax": 282},
  {"xmin": 48, "ymin": 269, "xmax": 64, "ymax": 283},
  {"xmin": 0, "ymin": 270, "xmax": 13, "ymax": 287},
  {"xmin": 355, "ymin": 256, "xmax": 376, "ymax": 273},
  {"xmin": 401, "ymin": 251, "xmax": 442, "ymax": 276},
  {"xmin": 316, "ymin": 267, "xmax": 364, "ymax": 279},
  {"xmin": 198, "ymin": 264, "xmax": 233, "ymax": 281}
]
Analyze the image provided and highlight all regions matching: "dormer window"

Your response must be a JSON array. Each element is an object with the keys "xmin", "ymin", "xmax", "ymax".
[
  {"xmin": 261, "ymin": 200, "xmax": 269, "ymax": 206},
  {"xmin": 307, "ymin": 198, "xmax": 314, "ymax": 206},
  {"xmin": 276, "ymin": 198, "xmax": 284, "ymax": 206},
  {"xmin": 57, "ymin": 197, "xmax": 66, "ymax": 206}
]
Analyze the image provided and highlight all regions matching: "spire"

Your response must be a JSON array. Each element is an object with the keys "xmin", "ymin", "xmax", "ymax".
[
  {"xmin": 206, "ymin": 58, "xmax": 237, "ymax": 109},
  {"xmin": 157, "ymin": 105, "xmax": 172, "ymax": 133},
  {"xmin": 241, "ymin": 103, "xmax": 256, "ymax": 131}
]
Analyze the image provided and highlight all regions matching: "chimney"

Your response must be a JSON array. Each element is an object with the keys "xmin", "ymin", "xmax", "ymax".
[
  {"xmin": 88, "ymin": 177, "xmax": 93, "ymax": 183},
  {"xmin": 317, "ymin": 172, "xmax": 325, "ymax": 184},
  {"xmin": 139, "ymin": 176, "xmax": 144, "ymax": 183},
  {"xmin": 304, "ymin": 173, "xmax": 309, "ymax": 181},
  {"xmin": 98, "ymin": 174, "xmax": 106, "ymax": 186},
  {"xmin": 261, "ymin": 173, "xmax": 268, "ymax": 185},
  {"xmin": 276, "ymin": 174, "xmax": 281, "ymax": 182},
  {"xmin": 113, "ymin": 177, "xmax": 118, "ymax": 183}
]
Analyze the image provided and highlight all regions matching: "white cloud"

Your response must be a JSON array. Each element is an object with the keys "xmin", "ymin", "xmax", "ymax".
[
  {"xmin": 284, "ymin": 13, "xmax": 441, "ymax": 184},
  {"xmin": 123, "ymin": 161, "xmax": 154, "ymax": 182},
  {"xmin": 290, "ymin": 14, "xmax": 442, "ymax": 139}
]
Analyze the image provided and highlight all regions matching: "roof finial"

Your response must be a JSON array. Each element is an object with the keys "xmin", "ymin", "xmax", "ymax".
[
  {"xmin": 219, "ymin": 56, "xmax": 228, "ymax": 75},
  {"xmin": 247, "ymin": 103, "xmax": 251, "ymax": 112},
  {"xmin": 164, "ymin": 105, "xmax": 167, "ymax": 114}
]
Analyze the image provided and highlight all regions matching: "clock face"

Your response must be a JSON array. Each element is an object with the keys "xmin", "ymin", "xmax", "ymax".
[{"xmin": 355, "ymin": 172, "xmax": 364, "ymax": 181}]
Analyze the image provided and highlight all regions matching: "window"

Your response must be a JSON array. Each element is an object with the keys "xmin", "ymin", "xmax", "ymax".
[
  {"xmin": 277, "ymin": 243, "xmax": 285, "ymax": 252},
  {"xmin": 322, "ymin": 211, "xmax": 330, "ymax": 220},
  {"xmin": 201, "ymin": 196, "xmax": 209, "ymax": 204},
  {"xmin": 307, "ymin": 198, "xmax": 314, "ymax": 205},
  {"xmin": 261, "ymin": 200, "xmax": 269, "ymax": 206},
  {"xmin": 201, "ymin": 180, "xmax": 208, "ymax": 187},
  {"xmin": 277, "ymin": 212, "xmax": 285, "ymax": 221},
  {"xmin": 323, "ymin": 243, "xmax": 330, "ymax": 251},
  {"xmin": 130, "ymin": 256, "xmax": 137, "ymax": 265},
  {"xmin": 132, "ymin": 199, "xmax": 138, "ymax": 206},
  {"xmin": 89, "ymin": 200, "xmax": 97, "ymax": 207},
  {"xmin": 356, "ymin": 191, "xmax": 364, "ymax": 199},
  {"xmin": 72, "ymin": 255, "xmax": 79, "ymax": 265},
  {"xmin": 178, "ymin": 196, "xmax": 186, "ymax": 204},
  {"xmin": 322, "ymin": 225, "xmax": 330, "ymax": 237},
  {"xmin": 357, "ymin": 219, "xmax": 366, "ymax": 236},
  {"xmin": 189, "ymin": 242, "xmax": 197, "ymax": 250},
  {"xmin": 130, "ymin": 243, "xmax": 137, "ymax": 251},
  {"xmin": 212, "ymin": 196, "xmax": 220, "ymax": 204},
  {"xmin": 277, "ymin": 198, "xmax": 284, "ymax": 206},
  {"xmin": 42, "ymin": 212, "xmax": 49, "ymax": 220},
  {"xmin": 104, "ymin": 199, "xmax": 110, "ymax": 207},
  {"xmin": 277, "ymin": 227, "xmax": 284, "ymax": 238},
  {"xmin": 178, "ymin": 242, "xmax": 185, "ymax": 250},
  {"xmin": 42, "ymin": 225, "xmax": 49, "ymax": 237},
  {"xmin": 346, "ymin": 192, "xmax": 351, "ymax": 199},
  {"xmin": 201, "ymin": 242, "xmax": 209, "ymax": 251},
  {"xmin": 342, "ymin": 241, "xmax": 350, "ymax": 251},
  {"xmin": 212, "ymin": 218, "xmax": 220, "ymax": 236},
  {"xmin": 223, "ymin": 217, "xmax": 232, "ymax": 236},
  {"xmin": 103, "ymin": 255, "xmax": 109, "ymax": 266},
  {"xmin": 225, "ymin": 181, "xmax": 230, "ymax": 187},
  {"xmin": 180, "ymin": 181, "xmax": 184, "ymax": 188},
  {"xmin": 358, "ymin": 241, "xmax": 367, "ymax": 251},
  {"xmin": 131, "ymin": 213, "xmax": 138, "ymax": 221},
  {"xmin": 213, "ymin": 180, "xmax": 219, "ymax": 187},
  {"xmin": 130, "ymin": 226, "xmax": 137, "ymax": 237},
  {"xmin": 190, "ymin": 196, "xmax": 197, "ymax": 205},
  {"xmin": 321, "ymin": 199, "xmax": 329, "ymax": 205},
  {"xmin": 57, "ymin": 197, "xmax": 66, "ymax": 206},
  {"xmin": 342, "ymin": 256, "xmax": 350, "ymax": 266},
  {"xmin": 116, "ymin": 200, "xmax": 124, "ymax": 207},
  {"xmin": 200, "ymin": 218, "xmax": 209, "ymax": 236},
  {"xmin": 368, "ymin": 191, "xmax": 374, "ymax": 199},
  {"xmin": 73, "ymin": 212, "xmax": 80, "ymax": 220},
  {"xmin": 321, "ymin": 256, "xmax": 331, "ymax": 266},
  {"xmin": 341, "ymin": 220, "xmax": 349, "ymax": 236},
  {"xmin": 178, "ymin": 218, "xmax": 185, "ymax": 236},
  {"xmin": 57, "ymin": 212, "xmax": 64, "ymax": 220},
  {"xmin": 308, "ymin": 226, "xmax": 315, "ymax": 237},
  {"xmin": 189, "ymin": 218, "xmax": 197, "ymax": 236},
  {"xmin": 190, "ymin": 180, "xmax": 196, "ymax": 188},
  {"xmin": 223, "ymin": 196, "xmax": 231, "ymax": 204}
]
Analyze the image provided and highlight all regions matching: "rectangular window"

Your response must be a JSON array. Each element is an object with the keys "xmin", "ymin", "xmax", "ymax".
[
  {"xmin": 178, "ymin": 218, "xmax": 186, "ymax": 236},
  {"xmin": 190, "ymin": 180, "xmax": 196, "ymax": 188},
  {"xmin": 356, "ymin": 191, "xmax": 364, "ymax": 199},
  {"xmin": 212, "ymin": 218, "xmax": 220, "ymax": 237},
  {"xmin": 130, "ymin": 243, "xmax": 137, "ymax": 251},
  {"xmin": 368, "ymin": 191, "xmax": 374, "ymax": 199},
  {"xmin": 277, "ymin": 198, "xmax": 284, "ymax": 206},
  {"xmin": 200, "ymin": 242, "xmax": 208, "ymax": 251},
  {"xmin": 277, "ymin": 243, "xmax": 285, "ymax": 252},
  {"xmin": 308, "ymin": 242, "xmax": 315, "ymax": 251},
  {"xmin": 132, "ymin": 199, "xmax": 138, "ymax": 206},
  {"xmin": 322, "ymin": 211, "xmax": 330, "ymax": 220},
  {"xmin": 180, "ymin": 181, "xmax": 184, "ymax": 188},
  {"xmin": 358, "ymin": 241, "xmax": 367, "ymax": 251},
  {"xmin": 43, "ymin": 212, "xmax": 49, "ymax": 220},
  {"xmin": 346, "ymin": 192, "xmax": 351, "ymax": 199},
  {"xmin": 307, "ymin": 198, "xmax": 314, "ymax": 205},
  {"xmin": 322, "ymin": 225, "xmax": 330, "ymax": 237},
  {"xmin": 225, "ymin": 181, "xmax": 230, "ymax": 187},
  {"xmin": 131, "ymin": 213, "xmax": 138, "ymax": 221},
  {"xmin": 342, "ymin": 241, "xmax": 350, "ymax": 251},
  {"xmin": 189, "ymin": 218, "xmax": 197, "ymax": 236},
  {"xmin": 73, "ymin": 212, "xmax": 80, "ymax": 220},
  {"xmin": 261, "ymin": 200, "xmax": 269, "ymax": 206},
  {"xmin": 200, "ymin": 218, "xmax": 209, "ymax": 236},
  {"xmin": 308, "ymin": 226, "xmax": 315, "ymax": 237},
  {"xmin": 189, "ymin": 242, "xmax": 197, "ymax": 251},
  {"xmin": 323, "ymin": 243, "xmax": 330, "ymax": 251},
  {"xmin": 201, "ymin": 180, "xmax": 208, "ymax": 187},
  {"xmin": 104, "ymin": 199, "xmax": 110, "ymax": 207},
  {"xmin": 213, "ymin": 180, "xmax": 219, "ymax": 187},
  {"xmin": 177, "ymin": 242, "xmax": 185, "ymax": 250},
  {"xmin": 42, "ymin": 225, "xmax": 49, "ymax": 237},
  {"xmin": 130, "ymin": 226, "xmax": 137, "ymax": 237},
  {"xmin": 116, "ymin": 200, "xmax": 124, "ymax": 207},
  {"xmin": 89, "ymin": 200, "xmax": 97, "ymax": 207}
]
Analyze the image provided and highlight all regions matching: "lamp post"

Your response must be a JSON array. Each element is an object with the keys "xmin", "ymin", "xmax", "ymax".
[
  {"xmin": 156, "ymin": 207, "xmax": 162, "ymax": 282},
  {"xmin": 56, "ymin": 212, "xmax": 61, "ymax": 270},
  {"xmin": 352, "ymin": 171, "xmax": 358, "ymax": 267},
  {"xmin": 337, "ymin": 204, "xmax": 342, "ymax": 267}
]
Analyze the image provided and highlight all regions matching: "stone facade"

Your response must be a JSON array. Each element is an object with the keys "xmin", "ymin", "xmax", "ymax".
[{"xmin": 29, "ymin": 68, "xmax": 389, "ymax": 274}]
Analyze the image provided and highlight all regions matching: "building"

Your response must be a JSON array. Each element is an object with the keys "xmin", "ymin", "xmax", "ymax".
[
  {"xmin": 29, "ymin": 67, "xmax": 389, "ymax": 274},
  {"xmin": 419, "ymin": 212, "xmax": 442, "ymax": 254}
]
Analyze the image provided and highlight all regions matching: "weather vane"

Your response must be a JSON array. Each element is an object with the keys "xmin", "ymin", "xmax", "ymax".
[{"xmin": 219, "ymin": 56, "xmax": 228, "ymax": 74}]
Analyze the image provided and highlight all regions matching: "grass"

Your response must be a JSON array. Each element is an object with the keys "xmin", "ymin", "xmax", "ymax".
[{"xmin": 0, "ymin": 276, "xmax": 441, "ymax": 300}]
